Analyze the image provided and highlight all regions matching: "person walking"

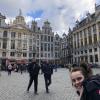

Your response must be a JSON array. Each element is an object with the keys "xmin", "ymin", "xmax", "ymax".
[
  {"xmin": 41, "ymin": 61, "xmax": 53, "ymax": 93},
  {"xmin": 20, "ymin": 64, "xmax": 23, "ymax": 74},
  {"xmin": 7, "ymin": 63, "xmax": 12, "ymax": 75},
  {"xmin": 27, "ymin": 58, "xmax": 40, "ymax": 95}
]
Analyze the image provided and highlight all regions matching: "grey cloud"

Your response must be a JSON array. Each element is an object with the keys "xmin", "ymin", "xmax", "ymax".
[{"xmin": 0, "ymin": 0, "xmax": 95, "ymax": 36}]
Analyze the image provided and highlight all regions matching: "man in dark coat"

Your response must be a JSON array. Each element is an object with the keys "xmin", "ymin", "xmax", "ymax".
[
  {"xmin": 27, "ymin": 58, "xmax": 40, "ymax": 94},
  {"xmin": 41, "ymin": 61, "xmax": 53, "ymax": 93}
]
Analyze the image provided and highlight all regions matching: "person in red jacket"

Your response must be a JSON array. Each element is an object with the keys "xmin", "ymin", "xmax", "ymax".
[{"xmin": 70, "ymin": 63, "xmax": 100, "ymax": 100}]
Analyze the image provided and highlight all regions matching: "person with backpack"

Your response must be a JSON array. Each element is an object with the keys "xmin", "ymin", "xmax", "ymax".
[{"xmin": 70, "ymin": 63, "xmax": 100, "ymax": 100}]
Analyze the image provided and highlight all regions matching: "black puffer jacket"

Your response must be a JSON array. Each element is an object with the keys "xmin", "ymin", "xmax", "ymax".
[
  {"xmin": 27, "ymin": 62, "xmax": 40, "ymax": 76},
  {"xmin": 80, "ymin": 74, "xmax": 100, "ymax": 100}
]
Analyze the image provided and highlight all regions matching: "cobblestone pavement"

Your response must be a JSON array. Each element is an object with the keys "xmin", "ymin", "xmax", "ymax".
[{"xmin": 0, "ymin": 68, "xmax": 100, "ymax": 100}]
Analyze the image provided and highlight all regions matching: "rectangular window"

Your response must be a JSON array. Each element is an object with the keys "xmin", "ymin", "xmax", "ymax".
[
  {"xmin": 48, "ymin": 53, "xmax": 50, "ymax": 57},
  {"xmin": 37, "ymin": 47, "xmax": 39, "ymax": 52},
  {"xmin": 41, "ymin": 43, "xmax": 43, "ymax": 51},
  {"xmin": 18, "ymin": 33, "xmax": 21, "ymax": 38},
  {"xmin": 94, "ymin": 34, "xmax": 97, "ymax": 43},
  {"xmin": 23, "ymin": 44, "xmax": 27, "ymax": 50},
  {"xmin": 81, "ymin": 39, "xmax": 83, "ymax": 46},
  {"xmin": 88, "ymin": 35, "xmax": 92, "ymax": 45},
  {"xmin": 48, "ymin": 44, "xmax": 50, "ymax": 51},
  {"xmin": 84, "ymin": 37, "xmax": 87, "ymax": 45},
  {"xmin": 29, "ymin": 39, "xmax": 32, "ymax": 45},
  {"xmin": 45, "ymin": 53, "xmax": 47, "ymax": 57},
  {"xmin": 85, "ymin": 50, "xmax": 87, "ymax": 53},
  {"xmin": 48, "ymin": 36, "xmax": 50, "ymax": 41},
  {"xmin": 55, "ymin": 47, "xmax": 58, "ymax": 51},
  {"xmin": 37, "ymin": 35, "xmax": 39, "ymax": 39},
  {"xmin": 10, "ymin": 52, "xmax": 15, "ymax": 56},
  {"xmin": 55, "ymin": 52, "xmax": 57, "ymax": 58},
  {"xmin": 23, "ymin": 33, "xmax": 27, "ymax": 38},
  {"xmin": 44, "ymin": 35, "xmax": 47, "ymax": 41},
  {"xmin": 11, "ymin": 40, "xmax": 15, "ymax": 49},
  {"xmin": 51, "ymin": 36, "xmax": 53, "ymax": 42},
  {"xmin": 29, "ymin": 53, "xmax": 32, "ymax": 57},
  {"xmin": 37, "ymin": 53, "xmax": 39, "ymax": 57},
  {"xmin": 3, "ymin": 31, "xmax": 7, "ymax": 37},
  {"xmin": 41, "ymin": 53, "xmax": 43, "ymax": 57},
  {"xmin": 77, "ymin": 42, "xmax": 80, "ymax": 48},
  {"xmin": 23, "ymin": 53, "xmax": 27, "ymax": 57},
  {"xmin": 44, "ymin": 43, "xmax": 47, "ymax": 51},
  {"xmin": 89, "ymin": 49, "xmax": 92, "ymax": 53},
  {"xmin": 41, "ymin": 35, "xmax": 43, "ymax": 41},
  {"xmin": 29, "ymin": 46, "xmax": 32, "ymax": 51},
  {"xmin": 51, "ymin": 44, "xmax": 53, "ymax": 51},
  {"xmin": 74, "ymin": 42, "xmax": 76, "ymax": 49},
  {"xmin": 37, "ymin": 40, "xmax": 39, "ymax": 45},
  {"xmin": 11, "ymin": 32, "xmax": 16, "ymax": 38},
  {"xmin": 90, "ymin": 55, "xmax": 93, "ymax": 62},
  {"xmin": 2, "ymin": 39, "xmax": 7, "ymax": 49},
  {"xmin": 94, "ymin": 48, "xmax": 97, "ymax": 52},
  {"xmin": 17, "ymin": 40, "xmax": 22, "ymax": 48},
  {"xmin": 95, "ymin": 54, "xmax": 98, "ymax": 62},
  {"xmin": 81, "ymin": 51, "xmax": 83, "ymax": 54}
]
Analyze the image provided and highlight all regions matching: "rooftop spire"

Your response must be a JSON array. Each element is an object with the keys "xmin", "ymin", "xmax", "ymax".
[{"xmin": 19, "ymin": 9, "xmax": 22, "ymax": 16}]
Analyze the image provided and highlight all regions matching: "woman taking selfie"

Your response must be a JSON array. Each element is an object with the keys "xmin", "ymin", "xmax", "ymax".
[{"xmin": 70, "ymin": 63, "xmax": 100, "ymax": 100}]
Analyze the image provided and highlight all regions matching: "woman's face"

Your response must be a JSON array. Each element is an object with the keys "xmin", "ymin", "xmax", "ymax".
[{"xmin": 71, "ymin": 71, "xmax": 85, "ymax": 91}]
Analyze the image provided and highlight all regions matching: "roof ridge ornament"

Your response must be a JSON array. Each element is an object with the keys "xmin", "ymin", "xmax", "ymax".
[{"xmin": 19, "ymin": 9, "xmax": 22, "ymax": 16}]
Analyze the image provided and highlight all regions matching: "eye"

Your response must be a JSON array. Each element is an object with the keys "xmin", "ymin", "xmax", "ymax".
[
  {"xmin": 72, "ymin": 79, "xmax": 76, "ymax": 83},
  {"xmin": 77, "ymin": 77, "xmax": 82, "ymax": 81}
]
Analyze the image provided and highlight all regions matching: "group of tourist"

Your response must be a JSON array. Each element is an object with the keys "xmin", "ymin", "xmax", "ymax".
[
  {"xmin": 26, "ymin": 58, "xmax": 53, "ymax": 94},
  {"xmin": 25, "ymin": 58, "xmax": 100, "ymax": 99}
]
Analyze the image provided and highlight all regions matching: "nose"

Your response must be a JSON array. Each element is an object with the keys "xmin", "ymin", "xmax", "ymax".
[{"xmin": 75, "ymin": 79, "xmax": 80, "ymax": 85}]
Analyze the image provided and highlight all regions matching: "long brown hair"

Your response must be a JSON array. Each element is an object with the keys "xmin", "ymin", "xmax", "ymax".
[{"xmin": 70, "ymin": 63, "xmax": 93, "ymax": 79}]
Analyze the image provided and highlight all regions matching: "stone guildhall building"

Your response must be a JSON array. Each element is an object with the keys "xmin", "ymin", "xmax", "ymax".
[
  {"xmin": 0, "ymin": 10, "xmax": 60, "ymax": 70},
  {"xmin": 66, "ymin": 4, "xmax": 100, "ymax": 66}
]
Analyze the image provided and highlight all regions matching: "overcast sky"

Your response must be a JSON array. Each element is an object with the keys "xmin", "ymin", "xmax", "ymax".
[{"xmin": 0, "ymin": 0, "xmax": 100, "ymax": 36}]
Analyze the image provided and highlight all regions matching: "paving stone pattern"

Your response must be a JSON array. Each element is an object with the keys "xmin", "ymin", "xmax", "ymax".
[{"xmin": 0, "ymin": 68, "xmax": 99, "ymax": 100}]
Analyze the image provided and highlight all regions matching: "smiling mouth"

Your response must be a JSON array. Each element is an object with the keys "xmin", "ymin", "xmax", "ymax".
[{"xmin": 76, "ymin": 84, "xmax": 82, "ymax": 89}]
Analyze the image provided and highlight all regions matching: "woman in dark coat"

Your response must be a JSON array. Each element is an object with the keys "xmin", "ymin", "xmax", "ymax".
[{"xmin": 70, "ymin": 63, "xmax": 100, "ymax": 100}]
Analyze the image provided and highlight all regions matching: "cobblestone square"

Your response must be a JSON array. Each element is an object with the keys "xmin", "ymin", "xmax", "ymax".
[{"xmin": 0, "ymin": 68, "xmax": 99, "ymax": 100}]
